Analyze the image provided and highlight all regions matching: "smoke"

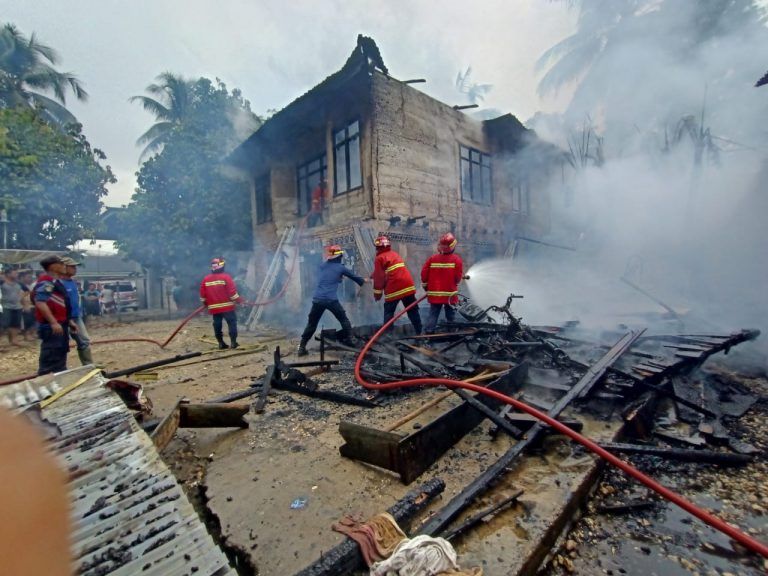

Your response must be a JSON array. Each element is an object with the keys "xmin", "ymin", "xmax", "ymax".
[{"xmin": 467, "ymin": 2, "xmax": 768, "ymax": 365}]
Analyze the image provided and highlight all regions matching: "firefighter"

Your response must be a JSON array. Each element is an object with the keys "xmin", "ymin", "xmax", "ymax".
[
  {"xmin": 421, "ymin": 232, "xmax": 466, "ymax": 334},
  {"xmin": 307, "ymin": 178, "xmax": 327, "ymax": 228},
  {"xmin": 297, "ymin": 245, "xmax": 366, "ymax": 356},
  {"xmin": 199, "ymin": 258, "xmax": 242, "ymax": 349},
  {"xmin": 372, "ymin": 235, "xmax": 422, "ymax": 334}
]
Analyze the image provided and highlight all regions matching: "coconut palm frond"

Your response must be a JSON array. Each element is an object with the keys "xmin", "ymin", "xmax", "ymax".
[
  {"xmin": 28, "ymin": 92, "xmax": 78, "ymax": 126},
  {"xmin": 537, "ymin": 36, "xmax": 602, "ymax": 96}
]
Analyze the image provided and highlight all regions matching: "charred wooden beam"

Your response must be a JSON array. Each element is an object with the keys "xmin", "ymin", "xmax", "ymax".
[
  {"xmin": 282, "ymin": 360, "xmax": 340, "ymax": 369},
  {"xmin": 103, "ymin": 352, "xmax": 202, "ymax": 378},
  {"xmin": 151, "ymin": 398, "xmax": 250, "ymax": 449},
  {"xmin": 206, "ymin": 384, "xmax": 261, "ymax": 404},
  {"xmin": 418, "ymin": 330, "xmax": 643, "ymax": 537},
  {"xmin": 444, "ymin": 489, "xmax": 524, "ymax": 542},
  {"xmin": 179, "ymin": 403, "xmax": 249, "ymax": 429},
  {"xmin": 150, "ymin": 398, "xmax": 185, "ymax": 451},
  {"xmin": 599, "ymin": 442, "xmax": 752, "ymax": 466},
  {"xmin": 294, "ymin": 478, "xmax": 445, "ymax": 576},
  {"xmin": 597, "ymin": 499, "xmax": 656, "ymax": 515},
  {"xmin": 451, "ymin": 387, "xmax": 523, "ymax": 439},
  {"xmin": 273, "ymin": 378, "xmax": 377, "ymax": 408},
  {"xmin": 340, "ymin": 364, "xmax": 527, "ymax": 483}
]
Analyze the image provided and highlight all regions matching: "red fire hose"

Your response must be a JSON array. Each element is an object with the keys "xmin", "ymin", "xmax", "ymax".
[{"xmin": 354, "ymin": 295, "xmax": 768, "ymax": 559}]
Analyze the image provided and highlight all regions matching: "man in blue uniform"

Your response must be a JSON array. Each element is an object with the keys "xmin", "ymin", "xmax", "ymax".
[
  {"xmin": 32, "ymin": 255, "xmax": 76, "ymax": 375},
  {"xmin": 60, "ymin": 257, "xmax": 93, "ymax": 364},
  {"xmin": 297, "ymin": 245, "xmax": 367, "ymax": 356}
]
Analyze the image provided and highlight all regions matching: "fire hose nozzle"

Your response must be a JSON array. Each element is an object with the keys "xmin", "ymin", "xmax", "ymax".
[{"xmin": 463, "ymin": 275, "xmax": 470, "ymax": 280}]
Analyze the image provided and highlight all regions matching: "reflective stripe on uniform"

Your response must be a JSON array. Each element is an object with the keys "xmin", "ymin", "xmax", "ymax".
[
  {"xmin": 385, "ymin": 285, "xmax": 416, "ymax": 300},
  {"xmin": 385, "ymin": 262, "xmax": 405, "ymax": 273},
  {"xmin": 373, "ymin": 289, "xmax": 384, "ymax": 295},
  {"xmin": 429, "ymin": 263, "xmax": 456, "ymax": 268},
  {"xmin": 229, "ymin": 293, "xmax": 240, "ymax": 301},
  {"xmin": 48, "ymin": 294, "xmax": 66, "ymax": 306},
  {"xmin": 207, "ymin": 302, "xmax": 235, "ymax": 310},
  {"xmin": 427, "ymin": 290, "xmax": 458, "ymax": 297},
  {"xmin": 204, "ymin": 280, "xmax": 227, "ymax": 286}
]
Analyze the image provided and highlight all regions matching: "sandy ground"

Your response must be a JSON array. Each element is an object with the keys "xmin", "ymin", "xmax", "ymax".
[{"xmin": 2, "ymin": 315, "xmax": 766, "ymax": 576}]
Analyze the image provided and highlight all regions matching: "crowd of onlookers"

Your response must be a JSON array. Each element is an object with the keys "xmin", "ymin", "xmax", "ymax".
[
  {"xmin": 0, "ymin": 268, "xmax": 38, "ymax": 346},
  {"xmin": 0, "ymin": 265, "xmax": 110, "ymax": 348}
]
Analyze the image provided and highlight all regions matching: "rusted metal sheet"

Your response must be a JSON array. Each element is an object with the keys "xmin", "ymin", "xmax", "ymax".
[{"xmin": 3, "ymin": 367, "xmax": 236, "ymax": 576}]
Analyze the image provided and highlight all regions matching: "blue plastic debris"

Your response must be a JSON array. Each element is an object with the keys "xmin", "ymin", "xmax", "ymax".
[{"xmin": 290, "ymin": 497, "xmax": 308, "ymax": 509}]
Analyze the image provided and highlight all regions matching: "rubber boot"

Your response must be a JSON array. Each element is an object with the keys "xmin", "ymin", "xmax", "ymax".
[
  {"xmin": 217, "ymin": 338, "xmax": 229, "ymax": 350},
  {"xmin": 78, "ymin": 347, "xmax": 94, "ymax": 366},
  {"xmin": 297, "ymin": 341, "xmax": 308, "ymax": 357},
  {"xmin": 230, "ymin": 339, "xmax": 239, "ymax": 350}
]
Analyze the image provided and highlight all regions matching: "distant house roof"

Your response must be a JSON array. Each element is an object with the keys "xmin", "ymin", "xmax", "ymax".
[
  {"xmin": 0, "ymin": 249, "xmax": 66, "ymax": 265},
  {"xmin": 228, "ymin": 35, "xmax": 387, "ymax": 170}
]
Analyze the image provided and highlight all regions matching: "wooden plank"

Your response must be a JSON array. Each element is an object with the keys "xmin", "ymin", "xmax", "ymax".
[
  {"xmin": 396, "ymin": 363, "xmax": 527, "ymax": 484},
  {"xmin": 339, "ymin": 421, "xmax": 404, "ymax": 472},
  {"xmin": 150, "ymin": 398, "xmax": 185, "ymax": 451},
  {"xmin": 179, "ymin": 403, "xmax": 249, "ymax": 429},
  {"xmin": 418, "ymin": 330, "xmax": 643, "ymax": 537},
  {"xmin": 102, "ymin": 352, "xmax": 201, "ymax": 378},
  {"xmin": 600, "ymin": 442, "xmax": 752, "ymax": 466}
]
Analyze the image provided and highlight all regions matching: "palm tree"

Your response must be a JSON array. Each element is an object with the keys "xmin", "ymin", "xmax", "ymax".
[
  {"xmin": 0, "ymin": 23, "xmax": 87, "ymax": 126},
  {"xmin": 130, "ymin": 72, "xmax": 192, "ymax": 160}
]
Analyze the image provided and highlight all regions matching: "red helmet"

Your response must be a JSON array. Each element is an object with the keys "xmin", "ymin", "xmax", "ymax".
[
  {"xmin": 374, "ymin": 235, "xmax": 391, "ymax": 251},
  {"xmin": 210, "ymin": 257, "xmax": 226, "ymax": 271},
  {"xmin": 438, "ymin": 233, "xmax": 457, "ymax": 254},
  {"xmin": 324, "ymin": 244, "xmax": 344, "ymax": 260}
]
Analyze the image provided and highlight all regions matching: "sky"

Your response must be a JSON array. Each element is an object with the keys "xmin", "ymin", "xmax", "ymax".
[{"xmin": 1, "ymin": 0, "xmax": 576, "ymax": 206}]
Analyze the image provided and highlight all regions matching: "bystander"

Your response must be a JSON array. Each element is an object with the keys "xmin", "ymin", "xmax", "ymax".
[
  {"xmin": 0, "ymin": 268, "xmax": 28, "ymax": 346},
  {"xmin": 60, "ymin": 257, "xmax": 94, "ymax": 365}
]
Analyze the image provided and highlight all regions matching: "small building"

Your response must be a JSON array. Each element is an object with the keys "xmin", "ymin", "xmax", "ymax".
[{"xmin": 228, "ymin": 37, "xmax": 562, "ymax": 319}]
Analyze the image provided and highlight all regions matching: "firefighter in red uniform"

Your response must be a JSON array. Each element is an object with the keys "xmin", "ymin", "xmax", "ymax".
[
  {"xmin": 421, "ymin": 233, "xmax": 467, "ymax": 334},
  {"xmin": 307, "ymin": 178, "xmax": 327, "ymax": 228},
  {"xmin": 200, "ymin": 258, "xmax": 242, "ymax": 349},
  {"xmin": 372, "ymin": 235, "xmax": 422, "ymax": 334}
]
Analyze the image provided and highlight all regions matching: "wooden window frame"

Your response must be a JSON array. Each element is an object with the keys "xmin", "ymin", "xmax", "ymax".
[
  {"xmin": 459, "ymin": 144, "xmax": 492, "ymax": 205},
  {"xmin": 255, "ymin": 175, "xmax": 272, "ymax": 224},
  {"xmin": 333, "ymin": 120, "xmax": 362, "ymax": 196},
  {"xmin": 296, "ymin": 153, "xmax": 328, "ymax": 216}
]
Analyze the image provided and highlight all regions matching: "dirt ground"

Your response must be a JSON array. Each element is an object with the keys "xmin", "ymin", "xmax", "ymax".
[{"xmin": 3, "ymin": 315, "xmax": 767, "ymax": 576}]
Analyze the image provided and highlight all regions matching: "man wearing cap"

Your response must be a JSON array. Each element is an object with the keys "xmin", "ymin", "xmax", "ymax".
[
  {"xmin": 297, "ymin": 245, "xmax": 367, "ymax": 356},
  {"xmin": 60, "ymin": 257, "xmax": 94, "ymax": 365},
  {"xmin": 32, "ymin": 256, "xmax": 77, "ymax": 375},
  {"xmin": 200, "ymin": 258, "xmax": 242, "ymax": 349}
]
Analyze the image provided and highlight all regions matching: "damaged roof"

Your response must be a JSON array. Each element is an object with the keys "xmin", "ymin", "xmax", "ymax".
[{"xmin": 227, "ymin": 35, "xmax": 386, "ymax": 170}]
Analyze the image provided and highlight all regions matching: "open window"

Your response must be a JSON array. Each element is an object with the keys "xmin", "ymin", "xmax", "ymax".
[{"xmin": 296, "ymin": 154, "xmax": 327, "ymax": 216}]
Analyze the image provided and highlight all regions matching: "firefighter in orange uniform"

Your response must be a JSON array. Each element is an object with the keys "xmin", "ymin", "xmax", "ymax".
[
  {"xmin": 200, "ymin": 258, "xmax": 242, "ymax": 349},
  {"xmin": 421, "ymin": 233, "xmax": 466, "ymax": 334},
  {"xmin": 372, "ymin": 235, "xmax": 422, "ymax": 334}
]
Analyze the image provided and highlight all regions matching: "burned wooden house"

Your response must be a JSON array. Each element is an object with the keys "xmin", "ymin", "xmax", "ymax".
[{"xmin": 228, "ymin": 37, "xmax": 562, "ymax": 318}]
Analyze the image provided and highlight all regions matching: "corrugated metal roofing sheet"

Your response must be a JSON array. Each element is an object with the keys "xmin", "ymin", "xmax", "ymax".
[{"xmin": 2, "ymin": 367, "xmax": 236, "ymax": 576}]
